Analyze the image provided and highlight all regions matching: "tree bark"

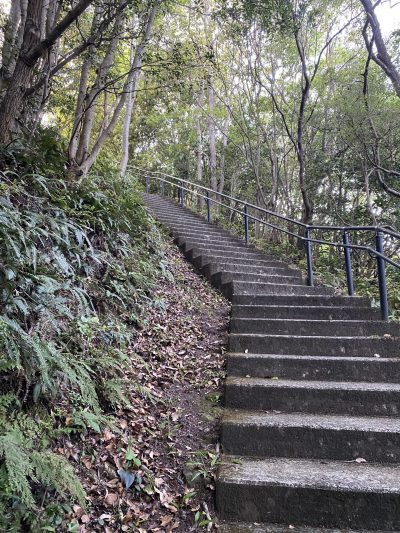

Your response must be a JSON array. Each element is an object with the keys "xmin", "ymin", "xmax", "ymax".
[
  {"xmin": 77, "ymin": 2, "xmax": 158, "ymax": 175},
  {"xmin": 360, "ymin": 0, "xmax": 400, "ymax": 98},
  {"xmin": 294, "ymin": 27, "xmax": 313, "ymax": 227},
  {"xmin": 68, "ymin": 4, "xmax": 103, "ymax": 162},
  {"xmin": 120, "ymin": 15, "xmax": 139, "ymax": 177},
  {"xmin": 195, "ymin": 80, "xmax": 205, "ymax": 207},
  {"xmin": 0, "ymin": 0, "xmax": 94, "ymax": 143},
  {"xmin": 207, "ymin": 71, "xmax": 217, "ymax": 195},
  {"xmin": 0, "ymin": 0, "xmax": 43, "ymax": 142},
  {"xmin": 76, "ymin": 6, "xmax": 124, "ymax": 165}
]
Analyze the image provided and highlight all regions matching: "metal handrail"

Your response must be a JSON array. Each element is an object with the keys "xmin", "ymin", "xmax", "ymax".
[
  {"xmin": 132, "ymin": 166, "xmax": 400, "ymax": 239},
  {"xmin": 134, "ymin": 166, "xmax": 400, "ymax": 321}
]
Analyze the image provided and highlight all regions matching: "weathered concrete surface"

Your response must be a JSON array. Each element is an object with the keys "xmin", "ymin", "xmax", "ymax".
[
  {"xmin": 217, "ymin": 457, "xmax": 400, "ymax": 529},
  {"xmin": 226, "ymin": 353, "xmax": 400, "ymax": 382},
  {"xmin": 225, "ymin": 376, "xmax": 400, "ymax": 415},
  {"xmin": 228, "ymin": 333, "xmax": 400, "ymax": 357},
  {"xmin": 222, "ymin": 410, "xmax": 400, "ymax": 461},
  {"xmin": 219, "ymin": 523, "xmax": 394, "ymax": 533},
  {"xmin": 143, "ymin": 192, "xmax": 400, "ymax": 531},
  {"xmin": 231, "ymin": 294, "xmax": 371, "ymax": 306},
  {"xmin": 231, "ymin": 304, "xmax": 380, "ymax": 320},
  {"xmin": 229, "ymin": 318, "xmax": 400, "ymax": 336}
]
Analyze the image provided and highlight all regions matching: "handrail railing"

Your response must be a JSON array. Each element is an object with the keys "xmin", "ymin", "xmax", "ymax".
[{"xmin": 133, "ymin": 166, "xmax": 400, "ymax": 321}]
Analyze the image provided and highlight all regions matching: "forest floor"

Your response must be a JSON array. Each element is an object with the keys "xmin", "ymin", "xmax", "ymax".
[{"xmin": 59, "ymin": 240, "xmax": 230, "ymax": 532}]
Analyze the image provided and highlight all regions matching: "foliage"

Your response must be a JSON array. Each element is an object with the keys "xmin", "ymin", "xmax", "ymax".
[{"xmin": 0, "ymin": 131, "xmax": 164, "ymax": 528}]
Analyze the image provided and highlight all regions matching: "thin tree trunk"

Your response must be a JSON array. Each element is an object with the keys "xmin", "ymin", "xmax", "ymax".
[
  {"xmin": 76, "ymin": 7, "xmax": 124, "ymax": 165},
  {"xmin": 77, "ymin": 2, "xmax": 158, "ymax": 175},
  {"xmin": 218, "ymin": 116, "xmax": 229, "ymax": 194},
  {"xmin": 195, "ymin": 80, "xmax": 205, "ymax": 208},
  {"xmin": 295, "ymin": 31, "xmax": 313, "ymax": 227},
  {"xmin": 360, "ymin": 0, "xmax": 400, "ymax": 97},
  {"xmin": 68, "ymin": 4, "xmax": 102, "ymax": 163},
  {"xmin": 120, "ymin": 15, "xmax": 139, "ymax": 177},
  {"xmin": 207, "ymin": 70, "xmax": 217, "ymax": 195}
]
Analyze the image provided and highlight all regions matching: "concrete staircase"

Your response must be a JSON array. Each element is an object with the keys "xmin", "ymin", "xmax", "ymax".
[{"xmin": 143, "ymin": 193, "xmax": 400, "ymax": 532}]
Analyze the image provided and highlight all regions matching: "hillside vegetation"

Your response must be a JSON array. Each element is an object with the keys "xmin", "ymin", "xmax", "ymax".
[
  {"xmin": 1, "ymin": 0, "xmax": 400, "ymax": 528},
  {"xmin": 0, "ymin": 133, "xmax": 164, "ymax": 529}
]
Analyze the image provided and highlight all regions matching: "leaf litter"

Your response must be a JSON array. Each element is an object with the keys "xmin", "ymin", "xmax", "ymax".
[{"xmin": 57, "ymin": 241, "xmax": 230, "ymax": 532}]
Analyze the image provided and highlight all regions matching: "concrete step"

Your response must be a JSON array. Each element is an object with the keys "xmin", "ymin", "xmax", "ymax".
[
  {"xmin": 221, "ymin": 281, "xmax": 334, "ymax": 299},
  {"xmin": 231, "ymin": 305, "xmax": 380, "ymax": 321},
  {"xmin": 175, "ymin": 233, "xmax": 252, "ymax": 247},
  {"xmin": 213, "ymin": 272, "xmax": 303, "ymax": 287},
  {"xmin": 151, "ymin": 210, "xmax": 216, "ymax": 223},
  {"xmin": 171, "ymin": 225, "xmax": 233, "ymax": 238},
  {"xmin": 230, "ymin": 318, "xmax": 400, "ymax": 337},
  {"xmin": 232, "ymin": 294, "xmax": 370, "ymax": 307},
  {"xmin": 181, "ymin": 241, "xmax": 262, "ymax": 257},
  {"xmin": 217, "ymin": 456, "xmax": 400, "ymax": 529},
  {"xmin": 224, "ymin": 376, "xmax": 400, "ymax": 416},
  {"xmin": 228, "ymin": 333, "xmax": 399, "ymax": 357},
  {"xmin": 221, "ymin": 410, "xmax": 400, "ymax": 462},
  {"xmin": 188, "ymin": 243, "xmax": 269, "ymax": 257},
  {"xmin": 203, "ymin": 264, "xmax": 300, "ymax": 279},
  {"xmin": 152, "ymin": 214, "xmax": 221, "ymax": 227},
  {"xmin": 194, "ymin": 254, "xmax": 288, "ymax": 271},
  {"xmin": 226, "ymin": 353, "xmax": 400, "ymax": 382},
  {"xmin": 219, "ymin": 523, "xmax": 391, "ymax": 533},
  {"xmin": 159, "ymin": 221, "xmax": 221, "ymax": 233},
  {"xmin": 174, "ymin": 234, "xmax": 241, "ymax": 247}
]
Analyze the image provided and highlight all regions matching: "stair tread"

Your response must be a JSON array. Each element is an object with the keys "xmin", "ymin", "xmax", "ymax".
[
  {"xmin": 232, "ymin": 304, "xmax": 374, "ymax": 309},
  {"xmin": 219, "ymin": 456, "xmax": 400, "ymax": 492},
  {"xmin": 228, "ymin": 352, "xmax": 400, "ymax": 362},
  {"xmin": 229, "ymin": 332, "xmax": 397, "ymax": 340},
  {"xmin": 223, "ymin": 410, "xmax": 400, "ymax": 432},
  {"xmin": 232, "ymin": 318, "xmax": 388, "ymax": 324},
  {"xmin": 219, "ymin": 522, "xmax": 391, "ymax": 533},
  {"xmin": 226, "ymin": 376, "xmax": 400, "ymax": 391}
]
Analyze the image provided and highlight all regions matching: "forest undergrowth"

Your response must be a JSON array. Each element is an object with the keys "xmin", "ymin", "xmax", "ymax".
[
  {"xmin": 63, "ymin": 244, "xmax": 229, "ymax": 532},
  {"xmin": 0, "ymin": 132, "xmax": 228, "ymax": 531}
]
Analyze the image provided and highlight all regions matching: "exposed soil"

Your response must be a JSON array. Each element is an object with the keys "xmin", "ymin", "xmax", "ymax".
[{"xmin": 59, "ymin": 241, "xmax": 230, "ymax": 532}]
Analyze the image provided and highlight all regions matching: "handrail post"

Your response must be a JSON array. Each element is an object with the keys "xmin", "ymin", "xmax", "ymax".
[
  {"xmin": 243, "ymin": 204, "xmax": 249, "ymax": 244},
  {"xmin": 305, "ymin": 228, "xmax": 314, "ymax": 286},
  {"xmin": 145, "ymin": 175, "xmax": 149, "ymax": 193},
  {"xmin": 376, "ymin": 231, "xmax": 389, "ymax": 321},
  {"xmin": 180, "ymin": 181, "xmax": 184, "ymax": 207},
  {"xmin": 342, "ymin": 231, "xmax": 354, "ymax": 296},
  {"xmin": 206, "ymin": 190, "xmax": 211, "ymax": 223},
  {"xmin": 161, "ymin": 176, "xmax": 165, "ymax": 196}
]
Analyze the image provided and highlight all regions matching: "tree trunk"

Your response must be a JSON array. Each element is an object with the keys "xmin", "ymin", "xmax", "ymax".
[
  {"xmin": 76, "ymin": 7, "xmax": 124, "ymax": 165},
  {"xmin": 68, "ymin": 4, "xmax": 102, "ymax": 163},
  {"xmin": 218, "ymin": 116, "xmax": 229, "ymax": 194},
  {"xmin": 120, "ymin": 15, "xmax": 139, "ymax": 177},
  {"xmin": 77, "ymin": 2, "xmax": 158, "ymax": 175},
  {"xmin": 0, "ymin": 0, "xmax": 43, "ymax": 142},
  {"xmin": 1, "ymin": 0, "xmax": 25, "ymax": 81},
  {"xmin": 207, "ymin": 71, "xmax": 217, "ymax": 195},
  {"xmin": 195, "ymin": 80, "xmax": 205, "ymax": 208},
  {"xmin": 0, "ymin": 0, "xmax": 93, "ymax": 143},
  {"xmin": 360, "ymin": 0, "xmax": 400, "ymax": 98}
]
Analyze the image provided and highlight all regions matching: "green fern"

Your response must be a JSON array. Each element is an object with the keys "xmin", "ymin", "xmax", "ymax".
[{"xmin": 0, "ymin": 132, "xmax": 164, "ymax": 527}]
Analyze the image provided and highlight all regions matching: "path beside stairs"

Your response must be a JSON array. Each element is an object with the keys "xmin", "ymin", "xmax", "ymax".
[{"xmin": 143, "ymin": 192, "xmax": 400, "ymax": 532}]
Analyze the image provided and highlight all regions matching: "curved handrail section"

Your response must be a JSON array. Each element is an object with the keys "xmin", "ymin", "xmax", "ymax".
[{"xmin": 132, "ymin": 165, "xmax": 400, "ymax": 320}]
